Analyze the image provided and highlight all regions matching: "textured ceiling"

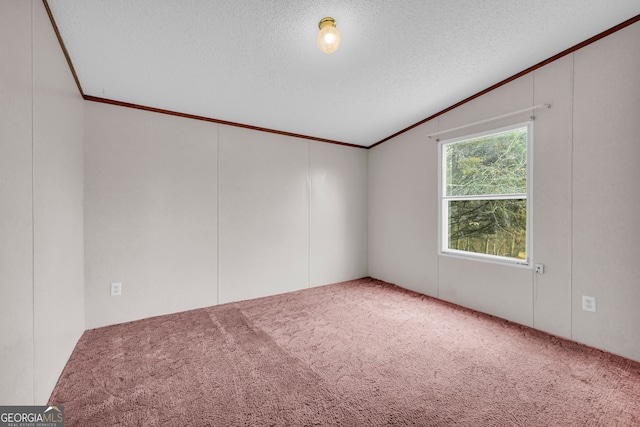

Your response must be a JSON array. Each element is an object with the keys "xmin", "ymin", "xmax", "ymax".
[{"xmin": 47, "ymin": 1, "xmax": 640, "ymax": 147}]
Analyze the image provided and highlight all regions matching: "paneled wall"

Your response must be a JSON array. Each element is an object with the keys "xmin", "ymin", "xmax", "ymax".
[
  {"xmin": 84, "ymin": 107, "xmax": 368, "ymax": 328},
  {"xmin": 0, "ymin": 0, "xmax": 34, "ymax": 406},
  {"xmin": 32, "ymin": 0, "xmax": 85, "ymax": 403},
  {"xmin": 310, "ymin": 142, "xmax": 368, "ymax": 286},
  {"xmin": 368, "ymin": 21, "xmax": 640, "ymax": 362},
  {"xmin": 218, "ymin": 126, "xmax": 310, "ymax": 303},
  {"xmin": 0, "ymin": 1, "xmax": 85, "ymax": 404},
  {"xmin": 368, "ymin": 122, "xmax": 438, "ymax": 297},
  {"xmin": 571, "ymin": 23, "xmax": 640, "ymax": 360},
  {"xmin": 84, "ymin": 102, "xmax": 219, "ymax": 329}
]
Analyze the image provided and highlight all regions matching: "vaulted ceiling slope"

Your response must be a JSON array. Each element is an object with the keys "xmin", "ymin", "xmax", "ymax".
[{"xmin": 47, "ymin": 1, "xmax": 640, "ymax": 147}]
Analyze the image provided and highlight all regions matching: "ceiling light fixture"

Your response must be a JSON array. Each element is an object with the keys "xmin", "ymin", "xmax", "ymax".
[{"xmin": 317, "ymin": 17, "xmax": 341, "ymax": 54}]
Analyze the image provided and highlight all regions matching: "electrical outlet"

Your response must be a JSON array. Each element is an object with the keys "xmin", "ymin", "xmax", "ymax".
[
  {"xmin": 110, "ymin": 282, "xmax": 122, "ymax": 296},
  {"xmin": 535, "ymin": 264, "xmax": 544, "ymax": 274},
  {"xmin": 582, "ymin": 295, "xmax": 596, "ymax": 312}
]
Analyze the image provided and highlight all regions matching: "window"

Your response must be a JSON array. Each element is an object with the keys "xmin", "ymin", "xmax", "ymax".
[{"xmin": 439, "ymin": 123, "xmax": 531, "ymax": 265}]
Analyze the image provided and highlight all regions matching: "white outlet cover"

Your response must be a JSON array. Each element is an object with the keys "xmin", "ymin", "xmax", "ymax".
[
  {"xmin": 582, "ymin": 295, "xmax": 596, "ymax": 312},
  {"xmin": 111, "ymin": 282, "xmax": 122, "ymax": 296}
]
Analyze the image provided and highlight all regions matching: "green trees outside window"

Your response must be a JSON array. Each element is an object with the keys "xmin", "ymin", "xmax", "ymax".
[{"xmin": 441, "ymin": 125, "xmax": 529, "ymax": 262}]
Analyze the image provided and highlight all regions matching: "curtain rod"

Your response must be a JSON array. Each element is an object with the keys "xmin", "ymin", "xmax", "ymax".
[{"xmin": 427, "ymin": 103, "xmax": 551, "ymax": 139}]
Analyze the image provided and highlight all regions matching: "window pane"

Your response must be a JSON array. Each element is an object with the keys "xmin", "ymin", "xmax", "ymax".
[
  {"xmin": 447, "ymin": 199, "xmax": 527, "ymax": 260},
  {"xmin": 445, "ymin": 128, "xmax": 527, "ymax": 196}
]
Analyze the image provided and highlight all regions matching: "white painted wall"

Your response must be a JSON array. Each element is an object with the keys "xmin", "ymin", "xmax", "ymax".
[
  {"xmin": 571, "ymin": 22, "xmax": 640, "ymax": 361},
  {"xmin": 0, "ymin": 0, "xmax": 34, "ymax": 405},
  {"xmin": 84, "ymin": 102, "xmax": 219, "ymax": 329},
  {"xmin": 218, "ymin": 126, "xmax": 310, "ymax": 303},
  {"xmin": 84, "ymin": 116, "xmax": 368, "ymax": 324},
  {"xmin": 310, "ymin": 142, "xmax": 368, "ymax": 286},
  {"xmin": 32, "ymin": 0, "xmax": 86, "ymax": 403},
  {"xmin": 218, "ymin": 127, "xmax": 369, "ymax": 302},
  {"xmin": 368, "ymin": 21, "xmax": 640, "ymax": 362},
  {"xmin": 0, "ymin": 1, "xmax": 85, "ymax": 404},
  {"xmin": 368, "ymin": 124, "xmax": 439, "ymax": 297},
  {"xmin": 531, "ymin": 56, "xmax": 574, "ymax": 339}
]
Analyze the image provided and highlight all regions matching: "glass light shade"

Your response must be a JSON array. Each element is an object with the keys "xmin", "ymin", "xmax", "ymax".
[{"xmin": 317, "ymin": 22, "xmax": 341, "ymax": 54}]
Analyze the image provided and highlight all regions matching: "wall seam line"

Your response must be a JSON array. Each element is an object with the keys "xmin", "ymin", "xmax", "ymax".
[
  {"xmin": 216, "ymin": 125, "xmax": 220, "ymax": 305},
  {"xmin": 436, "ymin": 117, "xmax": 440, "ymax": 300},
  {"xmin": 31, "ymin": 0, "xmax": 36, "ymax": 405},
  {"xmin": 531, "ymin": 71, "xmax": 536, "ymax": 329},
  {"xmin": 569, "ymin": 53, "xmax": 575, "ymax": 341},
  {"xmin": 308, "ymin": 141, "xmax": 311, "ymax": 288}
]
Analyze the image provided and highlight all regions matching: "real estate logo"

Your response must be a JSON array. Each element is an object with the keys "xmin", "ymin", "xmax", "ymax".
[{"xmin": 0, "ymin": 406, "xmax": 64, "ymax": 427}]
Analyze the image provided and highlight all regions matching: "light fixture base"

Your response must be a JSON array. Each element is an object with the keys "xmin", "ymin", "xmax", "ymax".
[{"xmin": 319, "ymin": 17, "xmax": 336, "ymax": 30}]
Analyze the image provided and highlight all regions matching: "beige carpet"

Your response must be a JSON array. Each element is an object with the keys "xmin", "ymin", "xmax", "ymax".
[{"xmin": 49, "ymin": 277, "xmax": 640, "ymax": 426}]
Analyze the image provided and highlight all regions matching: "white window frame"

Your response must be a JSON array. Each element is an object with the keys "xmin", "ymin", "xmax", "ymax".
[{"xmin": 438, "ymin": 121, "xmax": 533, "ymax": 267}]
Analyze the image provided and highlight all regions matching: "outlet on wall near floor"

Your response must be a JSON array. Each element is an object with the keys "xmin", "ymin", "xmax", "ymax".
[
  {"xmin": 111, "ymin": 282, "xmax": 122, "ymax": 296},
  {"xmin": 582, "ymin": 295, "xmax": 596, "ymax": 312}
]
